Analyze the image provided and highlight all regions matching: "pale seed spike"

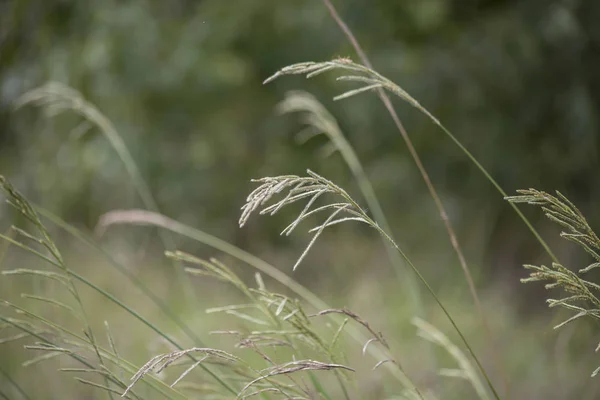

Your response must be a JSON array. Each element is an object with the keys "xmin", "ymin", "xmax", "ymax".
[
  {"xmin": 292, "ymin": 204, "xmax": 349, "ymax": 271},
  {"xmin": 307, "ymin": 217, "xmax": 367, "ymax": 233},
  {"xmin": 333, "ymin": 83, "xmax": 383, "ymax": 101},
  {"xmin": 283, "ymin": 190, "xmax": 326, "ymax": 235},
  {"xmin": 280, "ymin": 203, "xmax": 347, "ymax": 236}
]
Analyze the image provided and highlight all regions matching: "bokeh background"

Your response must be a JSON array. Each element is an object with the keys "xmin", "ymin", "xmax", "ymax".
[{"xmin": 1, "ymin": 0, "xmax": 599, "ymax": 398}]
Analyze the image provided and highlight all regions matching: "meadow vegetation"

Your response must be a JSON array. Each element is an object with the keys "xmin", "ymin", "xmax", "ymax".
[{"xmin": 1, "ymin": 1, "xmax": 599, "ymax": 399}]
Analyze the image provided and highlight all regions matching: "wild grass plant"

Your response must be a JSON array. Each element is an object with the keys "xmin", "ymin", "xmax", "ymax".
[
  {"xmin": 1, "ymin": 3, "xmax": 599, "ymax": 400},
  {"xmin": 0, "ymin": 163, "xmax": 493, "ymax": 399},
  {"xmin": 506, "ymin": 190, "xmax": 600, "ymax": 377}
]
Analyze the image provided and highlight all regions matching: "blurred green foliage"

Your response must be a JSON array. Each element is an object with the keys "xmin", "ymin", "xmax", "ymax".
[{"xmin": 1, "ymin": 0, "xmax": 599, "ymax": 280}]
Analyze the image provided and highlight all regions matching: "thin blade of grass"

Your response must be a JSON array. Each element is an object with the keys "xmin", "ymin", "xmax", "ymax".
[{"xmin": 0, "ymin": 367, "xmax": 31, "ymax": 400}]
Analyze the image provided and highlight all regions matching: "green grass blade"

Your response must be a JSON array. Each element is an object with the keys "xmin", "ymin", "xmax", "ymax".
[
  {"xmin": 0, "ymin": 367, "xmax": 31, "ymax": 400},
  {"xmin": 0, "ymin": 316, "xmax": 178, "ymax": 400},
  {"xmin": 66, "ymin": 270, "xmax": 237, "ymax": 395},
  {"xmin": 15, "ymin": 83, "xmax": 192, "ymax": 299},
  {"xmin": 36, "ymin": 206, "xmax": 205, "ymax": 346}
]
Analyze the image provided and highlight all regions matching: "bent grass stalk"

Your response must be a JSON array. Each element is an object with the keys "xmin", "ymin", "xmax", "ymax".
[
  {"xmin": 95, "ymin": 208, "xmax": 421, "ymax": 393},
  {"xmin": 0, "ymin": 176, "xmax": 237, "ymax": 397},
  {"xmin": 265, "ymin": 55, "xmax": 506, "ymax": 392},
  {"xmin": 319, "ymin": 5, "xmax": 491, "ymax": 367},
  {"xmin": 238, "ymin": 170, "xmax": 499, "ymax": 400},
  {"xmin": 35, "ymin": 206, "xmax": 206, "ymax": 348},
  {"xmin": 277, "ymin": 90, "xmax": 446, "ymax": 378},
  {"xmin": 14, "ymin": 83, "xmax": 193, "ymax": 301},
  {"xmin": 277, "ymin": 91, "xmax": 424, "ymax": 317},
  {"xmin": 0, "ymin": 314, "xmax": 181, "ymax": 400},
  {"xmin": 320, "ymin": 0, "xmax": 555, "ymax": 273}
]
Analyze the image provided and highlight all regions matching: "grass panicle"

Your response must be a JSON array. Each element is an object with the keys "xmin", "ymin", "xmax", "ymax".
[
  {"xmin": 507, "ymin": 189, "xmax": 600, "ymax": 376},
  {"xmin": 94, "ymin": 208, "xmax": 418, "ymax": 388},
  {"xmin": 240, "ymin": 170, "xmax": 369, "ymax": 271},
  {"xmin": 124, "ymin": 254, "xmax": 387, "ymax": 399},
  {"xmin": 277, "ymin": 90, "xmax": 425, "ymax": 319},
  {"xmin": 240, "ymin": 170, "xmax": 500, "ymax": 399},
  {"xmin": 266, "ymin": 47, "xmax": 521, "ymax": 393}
]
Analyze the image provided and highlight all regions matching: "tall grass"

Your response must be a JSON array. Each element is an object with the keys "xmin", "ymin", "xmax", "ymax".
[{"xmin": 1, "ymin": 5, "xmax": 598, "ymax": 400}]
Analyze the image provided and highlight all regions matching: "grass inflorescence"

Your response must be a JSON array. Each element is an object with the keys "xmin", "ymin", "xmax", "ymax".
[{"xmin": 507, "ymin": 189, "xmax": 600, "ymax": 377}]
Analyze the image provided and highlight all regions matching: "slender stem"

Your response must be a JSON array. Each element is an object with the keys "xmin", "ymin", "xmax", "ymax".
[
  {"xmin": 0, "ymin": 367, "xmax": 31, "ymax": 400},
  {"xmin": 374, "ymin": 225, "xmax": 500, "ymax": 400},
  {"xmin": 0, "ymin": 315, "xmax": 179, "ymax": 400},
  {"xmin": 320, "ymin": 1, "xmax": 516, "ymax": 394},
  {"xmin": 433, "ymin": 123, "xmax": 559, "ymax": 263},
  {"xmin": 37, "ymin": 206, "xmax": 206, "ymax": 347},
  {"xmin": 340, "ymin": 135, "xmax": 424, "ymax": 305},
  {"xmin": 93, "ymin": 209, "xmax": 420, "ymax": 389},
  {"xmin": 74, "ymin": 103, "xmax": 191, "ymax": 296},
  {"xmin": 66, "ymin": 269, "xmax": 238, "ymax": 396}
]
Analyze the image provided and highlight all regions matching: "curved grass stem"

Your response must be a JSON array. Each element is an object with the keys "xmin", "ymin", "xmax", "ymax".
[
  {"xmin": 95, "ymin": 209, "xmax": 422, "ymax": 394},
  {"xmin": 373, "ymin": 224, "xmax": 500, "ymax": 400},
  {"xmin": 319, "ymin": 1, "xmax": 509, "ymax": 395}
]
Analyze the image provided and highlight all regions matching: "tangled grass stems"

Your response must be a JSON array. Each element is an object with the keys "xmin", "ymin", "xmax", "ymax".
[
  {"xmin": 95, "ymin": 210, "xmax": 418, "ymax": 388},
  {"xmin": 0, "ymin": 315, "xmax": 160, "ymax": 400},
  {"xmin": 124, "ymin": 255, "xmax": 367, "ymax": 399},
  {"xmin": 1, "ymin": 299, "xmax": 184, "ymax": 399},
  {"xmin": 0, "ymin": 175, "xmax": 115, "ymax": 399},
  {"xmin": 0, "ymin": 176, "xmax": 237, "ymax": 397},
  {"xmin": 13, "ymin": 85, "xmax": 215, "ymax": 369},
  {"xmin": 266, "ymin": 50, "xmax": 509, "ymax": 392},
  {"xmin": 175, "ymin": 253, "xmax": 342, "ymax": 400},
  {"xmin": 178, "ymin": 254, "xmax": 360, "ymax": 399},
  {"xmin": 240, "ymin": 170, "xmax": 499, "ymax": 400},
  {"xmin": 36, "ymin": 206, "xmax": 207, "ymax": 349}
]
